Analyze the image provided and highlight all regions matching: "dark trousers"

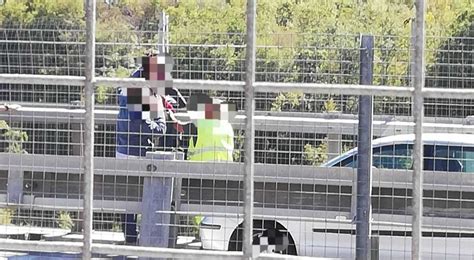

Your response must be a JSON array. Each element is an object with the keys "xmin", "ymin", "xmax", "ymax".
[{"xmin": 121, "ymin": 213, "xmax": 138, "ymax": 244}]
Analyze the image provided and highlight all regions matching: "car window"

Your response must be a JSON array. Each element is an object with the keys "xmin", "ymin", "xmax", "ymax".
[
  {"xmin": 336, "ymin": 144, "xmax": 412, "ymax": 169},
  {"xmin": 373, "ymin": 144, "xmax": 413, "ymax": 170},
  {"xmin": 337, "ymin": 155, "xmax": 357, "ymax": 167},
  {"xmin": 462, "ymin": 148, "xmax": 474, "ymax": 173},
  {"xmin": 424, "ymin": 145, "xmax": 463, "ymax": 172},
  {"xmin": 333, "ymin": 143, "xmax": 474, "ymax": 173}
]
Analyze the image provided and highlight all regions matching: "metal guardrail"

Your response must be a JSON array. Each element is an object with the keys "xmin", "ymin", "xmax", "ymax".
[
  {"xmin": 2, "ymin": 154, "xmax": 474, "ymax": 192},
  {"xmin": 0, "ymin": 239, "xmax": 329, "ymax": 259},
  {"xmin": 2, "ymin": 74, "xmax": 474, "ymax": 100},
  {"xmin": 2, "ymin": 153, "xmax": 474, "ymax": 239},
  {"xmin": 1, "ymin": 107, "xmax": 474, "ymax": 137}
]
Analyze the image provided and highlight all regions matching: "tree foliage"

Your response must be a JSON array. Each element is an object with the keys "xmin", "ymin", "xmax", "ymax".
[{"xmin": 0, "ymin": 0, "xmax": 472, "ymax": 111}]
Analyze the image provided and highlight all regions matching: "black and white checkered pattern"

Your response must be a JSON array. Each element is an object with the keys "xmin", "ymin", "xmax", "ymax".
[{"xmin": 252, "ymin": 229, "xmax": 290, "ymax": 255}]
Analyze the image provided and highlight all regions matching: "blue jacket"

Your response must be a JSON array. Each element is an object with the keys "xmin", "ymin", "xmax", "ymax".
[{"xmin": 116, "ymin": 68, "xmax": 166, "ymax": 157}]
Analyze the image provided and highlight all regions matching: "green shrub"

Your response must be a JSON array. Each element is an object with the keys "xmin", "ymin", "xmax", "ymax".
[
  {"xmin": 271, "ymin": 92, "xmax": 303, "ymax": 112},
  {"xmin": 0, "ymin": 208, "xmax": 13, "ymax": 225},
  {"xmin": 323, "ymin": 98, "xmax": 338, "ymax": 112},
  {"xmin": 111, "ymin": 221, "xmax": 122, "ymax": 232},
  {"xmin": 303, "ymin": 141, "xmax": 328, "ymax": 166},
  {"xmin": 192, "ymin": 215, "xmax": 203, "ymax": 238},
  {"xmin": 57, "ymin": 211, "xmax": 74, "ymax": 230},
  {"xmin": 1, "ymin": 121, "xmax": 28, "ymax": 154}
]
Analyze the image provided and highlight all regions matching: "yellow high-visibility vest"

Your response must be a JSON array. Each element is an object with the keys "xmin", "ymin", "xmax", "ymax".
[{"xmin": 188, "ymin": 119, "xmax": 234, "ymax": 162}]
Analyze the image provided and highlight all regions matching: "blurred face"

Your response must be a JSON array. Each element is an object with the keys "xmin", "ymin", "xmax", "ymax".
[
  {"xmin": 124, "ymin": 87, "xmax": 164, "ymax": 120},
  {"xmin": 142, "ymin": 54, "xmax": 173, "ymax": 81},
  {"xmin": 187, "ymin": 94, "xmax": 237, "ymax": 122},
  {"xmin": 124, "ymin": 54, "xmax": 174, "ymax": 120},
  {"xmin": 141, "ymin": 54, "xmax": 174, "ymax": 96}
]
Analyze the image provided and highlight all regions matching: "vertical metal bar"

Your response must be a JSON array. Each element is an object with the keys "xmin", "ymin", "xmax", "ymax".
[
  {"xmin": 165, "ymin": 14, "xmax": 170, "ymax": 54},
  {"xmin": 356, "ymin": 34, "xmax": 374, "ymax": 260},
  {"xmin": 82, "ymin": 0, "xmax": 96, "ymax": 259},
  {"xmin": 243, "ymin": 0, "xmax": 256, "ymax": 258},
  {"xmin": 370, "ymin": 236, "xmax": 380, "ymax": 260},
  {"xmin": 158, "ymin": 11, "xmax": 165, "ymax": 54},
  {"xmin": 412, "ymin": 0, "xmax": 426, "ymax": 259},
  {"xmin": 410, "ymin": 20, "xmax": 416, "ymax": 87}
]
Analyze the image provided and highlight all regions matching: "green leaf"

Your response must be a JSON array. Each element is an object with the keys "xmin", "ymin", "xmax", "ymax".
[{"xmin": 0, "ymin": 120, "xmax": 9, "ymax": 130}]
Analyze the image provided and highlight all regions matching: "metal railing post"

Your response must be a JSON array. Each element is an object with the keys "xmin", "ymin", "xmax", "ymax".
[
  {"xmin": 82, "ymin": 0, "xmax": 96, "ymax": 259},
  {"xmin": 412, "ymin": 0, "xmax": 426, "ymax": 259},
  {"xmin": 243, "ymin": 0, "xmax": 256, "ymax": 258},
  {"xmin": 356, "ymin": 34, "xmax": 374, "ymax": 260}
]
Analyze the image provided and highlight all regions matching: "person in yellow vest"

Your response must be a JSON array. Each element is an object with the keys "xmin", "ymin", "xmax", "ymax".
[{"xmin": 185, "ymin": 94, "xmax": 236, "ymax": 162}]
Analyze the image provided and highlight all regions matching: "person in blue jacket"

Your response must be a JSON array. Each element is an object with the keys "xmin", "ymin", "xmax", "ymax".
[
  {"xmin": 116, "ymin": 66, "xmax": 169, "ymax": 244},
  {"xmin": 116, "ymin": 67, "xmax": 168, "ymax": 158},
  {"xmin": 117, "ymin": 53, "xmax": 186, "ymax": 243}
]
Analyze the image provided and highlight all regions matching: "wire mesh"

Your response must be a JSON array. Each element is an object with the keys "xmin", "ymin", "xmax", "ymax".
[
  {"xmin": 0, "ymin": 1, "xmax": 473, "ymax": 260},
  {"xmin": 2, "ymin": 24, "xmax": 473, "ymax": 119}
]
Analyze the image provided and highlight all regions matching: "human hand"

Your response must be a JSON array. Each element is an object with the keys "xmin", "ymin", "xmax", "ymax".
[{"xmin": 145, "ymin": 118, "xmax": 167, "ymax": 133}]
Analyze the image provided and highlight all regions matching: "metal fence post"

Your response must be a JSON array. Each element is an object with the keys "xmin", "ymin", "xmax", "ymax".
[
  {"xmin": 83, "ymin": 0, "xmax": 96, "ymax": 259},
  {"xmin": 158, "ymin": 11, "xmax": 166, "ymax": 54},
  {"xmin": 356, "ymin": 34, "xmax": 374, "ymax": 260},
  {"xmin": 412, "ymin": 0, "xmax": 426, "ymax": 259},
  {"xmin": 243, "ymin": 0, "xmax": 256, "ymax": 259}
]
